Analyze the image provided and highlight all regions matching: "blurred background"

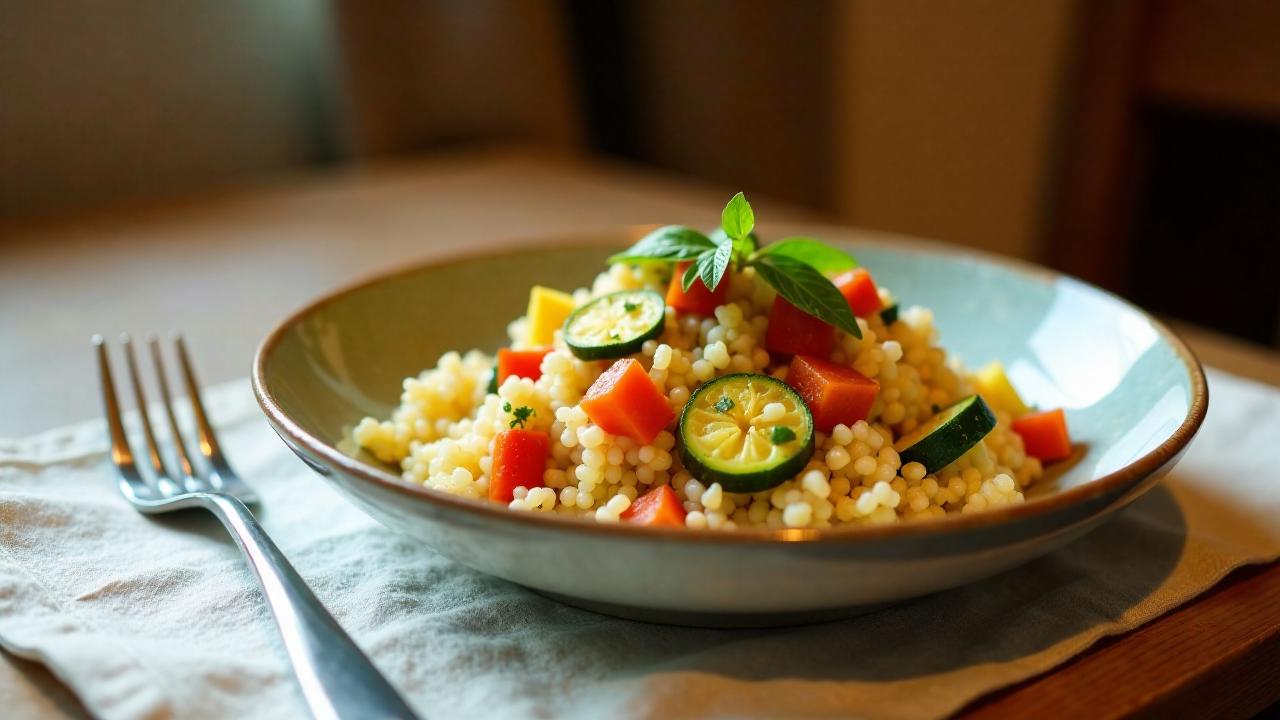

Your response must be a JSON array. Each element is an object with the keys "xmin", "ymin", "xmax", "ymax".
[{"xmin": 2, "ymin": 0, "xmax": 1278, "ymax": 347}]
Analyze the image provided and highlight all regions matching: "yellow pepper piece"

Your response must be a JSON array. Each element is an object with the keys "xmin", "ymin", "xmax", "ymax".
[
  {"xmin": 974, "ymin": 361, "xmax": 1030, "ymax": 416},
  {"xmin": 526, "ymin": 286, "xmax": 576, "ymax": 346}
]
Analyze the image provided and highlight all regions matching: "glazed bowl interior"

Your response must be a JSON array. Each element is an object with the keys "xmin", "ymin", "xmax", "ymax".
[{"xmin": 256, "ymin": 231, "xmax": 1204, "ymax": 534}]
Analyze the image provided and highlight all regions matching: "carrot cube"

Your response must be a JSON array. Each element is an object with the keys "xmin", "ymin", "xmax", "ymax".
[
  {"xmin": 786, "ymin": 355, "xmax": 879, "ymax": 432},
  {"xmin": 497, "ymin": 348, "xmax": 551, "ymax": 385},
  {"xmin": 1012, "ymin": 408, "xmax": 1072, "ymax": 462},
  {"xmin": 580, "ymin": 358, "xmax": 675, "ymax": 444},
  {"xmin": 622, "ymin": 485, "xmax": 686, "ymax": 528}
]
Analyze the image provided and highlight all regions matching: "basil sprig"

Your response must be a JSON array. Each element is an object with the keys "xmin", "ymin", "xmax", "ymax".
[
  {"xmin": 609, "ymin": 192, "xmax": 862, "ymax": 338},
  {"xmin": 607, "ymin": 225, "xmax": 716, "ymax": 263}
]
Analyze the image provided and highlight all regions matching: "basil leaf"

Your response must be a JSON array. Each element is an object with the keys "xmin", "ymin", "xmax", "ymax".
[
  {"xmin": 720, "ymin": 192, "xmax": 755, "ymax": 240},
  {"xmin": 755, "ymin": 237, "xmax": 857, "ymax": 274},
  {"xmin": 712, "ymin": 227, "xmax": 758, "ymax": 264},
  {"xmin": 681, "ymin": 254, "xmax": 705, "ymax": 291},
  {"xmin": 750, "ymin": 254, "xmax": 861, "ymax": 338},
  {"xmin": 699, "ymin": 240, "xmax": 734, "ymax": 291},
  {"xmin": 609, "ymin": 225, "xmax": 715, "ymax": 264}
]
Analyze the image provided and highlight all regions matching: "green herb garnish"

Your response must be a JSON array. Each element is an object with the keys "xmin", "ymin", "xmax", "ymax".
[
  {"xmin": 610, "ymin": 192, "xmax": 861, "ymax": 338},
  {"xmin": 714, "ymin": 396, "xmax": 735, "ymax": 413},
  {"xmin": 508, "ymin": 405, "xmax": 536, "ymax": 429},
  {"xmin": 770, "ymin": 426, "xmax": 796, "ymax": 444},
  {"xmin": 623, "ymin": 301, "xmax": 639, "ymax": 312}
]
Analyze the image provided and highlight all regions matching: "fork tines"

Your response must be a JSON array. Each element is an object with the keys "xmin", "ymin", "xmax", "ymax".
[{"xmin": 94, "ymin": 333, "xmax": 252, "ymax": 507}]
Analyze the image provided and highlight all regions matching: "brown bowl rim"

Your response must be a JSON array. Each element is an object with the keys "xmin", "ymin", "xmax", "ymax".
[{"xmin": 252, "ymin": 227, "xmax": 1209, "ymax": 545}]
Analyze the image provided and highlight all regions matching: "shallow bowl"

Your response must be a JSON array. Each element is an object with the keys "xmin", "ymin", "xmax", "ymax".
[{"xmin": 252, "ymin": 229, "xmax": 1207, "ymax": 626}]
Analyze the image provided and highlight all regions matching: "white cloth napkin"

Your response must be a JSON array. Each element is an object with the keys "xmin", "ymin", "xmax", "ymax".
[{"xmin": 2, "ymin": 369, "xmax": 1278, "ymax": 720}]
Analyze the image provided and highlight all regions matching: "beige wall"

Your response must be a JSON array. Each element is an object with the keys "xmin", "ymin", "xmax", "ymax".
[{"xmin": 829, "ymin": 0, "xmax": 1078, "ymax": 260}]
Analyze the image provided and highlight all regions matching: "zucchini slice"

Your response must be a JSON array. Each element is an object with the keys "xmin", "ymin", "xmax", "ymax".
[
  {"xmin": 679, "ymin": 373, "xmax": 815, "ymax": 493},
  {"xmin": 893, "ymin": 395, "xmax": 996, "ymax": 473},
  {"xmin": 564, "ymin": 290, "xmax": 666, "ymax": 360},
  {"xmin": 879, "ymin": 303, "xmax": 899, "ymax": 325}
]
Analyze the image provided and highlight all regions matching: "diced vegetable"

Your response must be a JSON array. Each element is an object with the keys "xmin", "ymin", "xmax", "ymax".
[
  {"xmin": 1012, "ymin": 408, "xmax": 1072, "ymax": 462},
  {"xmin": 679, "ymin": 373, "xmax": 815, "ymax": 492},
  {"xmin": 894, "ymin": 395, "xmax": 997, "ymax": 473},
  {"xmin": 833, "ymin": 268, "xmax": 882, "ymax": 318},
  {"xmin": 973, "ymin": 361, "xmax": 1030, "ymax": 416},
  {"xmin": 667, "ymin": 261, "xmax": 728, "ymax": 315},
  {"xmin": 879, "ymin": 303, "xmax": 899, "ymax": 325},
  {"xmin": 581, "ymin": 358, "xmax": 675, "ymax": 444},
  {"xmin": 496, "ymin": 348, "xmax": 551, "ymax": 385},
  {"xmin": 621, "ymin": 485, "xmax": 686, "ymax": 528},
  {"xmin": 526, "ymin": 286, "xmax": 577, "ymax": 346},
  {"xmin": 490, "ymin": 428, "xmax": 548, "ymax": 502},
  {"xmin": 765, "ymin": 296, "xmax": 834, "ymax": 357},
  {"xmin": 564, "ymin": 289, "xmax": 666, "ymax": 360},
  {"xmin": 486, "ymin": 368, "xmax": 499, "ymax": 395},
  {"xmin": 785, "ymin": 355, "xmax": 879, "ymax": 432}
]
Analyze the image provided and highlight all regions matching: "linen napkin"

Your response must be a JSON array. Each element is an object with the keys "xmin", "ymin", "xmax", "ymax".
[{"xmin": 1, "ymin": 369, "xmax": 1278, "ymax": 720}]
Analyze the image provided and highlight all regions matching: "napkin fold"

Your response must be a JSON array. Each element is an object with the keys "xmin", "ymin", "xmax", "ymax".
[{"xmin": 1, "ymin": 370, "xmax": 1278, "ymax": 720}]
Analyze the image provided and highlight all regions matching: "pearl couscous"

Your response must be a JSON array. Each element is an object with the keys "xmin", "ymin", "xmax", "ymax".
[{"xmin": 355, "ymin": 196, "xmax": 1065, "ymax": 530}]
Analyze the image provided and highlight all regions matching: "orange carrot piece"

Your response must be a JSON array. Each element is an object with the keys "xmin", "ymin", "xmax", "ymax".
[
  {"xmin": 1012, "ymin": 408, "xmax": 1072, "ymax": 462},
  {"xmin": 622, "ymin": 485, "xmax": 686, "ymax": 528},
  {"xmin": 497, "ymin": 348, "xmax": 551, "ymax": 385},
  {"xmin": 833, "ymin": 268, "xmax": 882, "ymax": 318},
  {"xmin": 786, "ymin": 355, "xmax": 879, "ymax": 432},
  {"xmin": 490, "ymin": 428, "xmax": 548, "ymax": 502},
  {"xmin": 666, "ymin": 261, "xmax": 729, "ymax": 315},
  {"xmin": 765, "ymin": 296, "xmax": 835, "ymax": 358},
  {"xmin": 580, "ymin": 358, "xmax": 675, "ymax": 444}
]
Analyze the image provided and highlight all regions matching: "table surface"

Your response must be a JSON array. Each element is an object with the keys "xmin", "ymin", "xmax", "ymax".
[{"xmin": 3, "ymin": 146, "xmax": 1279, "ymax": 718}]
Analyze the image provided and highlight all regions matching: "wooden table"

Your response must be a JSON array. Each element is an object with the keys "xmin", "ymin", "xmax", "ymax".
[{"xmin": 3, "ymin": 146, "xmax": 1279, "ymax": 718}]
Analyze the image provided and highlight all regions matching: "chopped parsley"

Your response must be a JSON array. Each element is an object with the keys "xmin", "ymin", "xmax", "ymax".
[
  {"xmin": 623, "ymin": 301, "xmax": 639, "ymax": 312},
  {"xmin": 713, "ymin": 396, "xmax": 735, "ymax": 413},
  {"xmin": 770, "ymin": 426, "xmax": 796, "ymax": 444},
  {"xmin": 503, "ymin": 403, "xmax": 536, "ymax": 429}
]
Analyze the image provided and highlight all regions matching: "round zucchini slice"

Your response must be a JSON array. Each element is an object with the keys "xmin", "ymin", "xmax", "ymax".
[
  {"xmin": 893, "ymin": 395, "xmax": 996, "ymax": 473},
  {"xmin": 564, "ymin": 290, "xmax": 666, "ymax": 360},
  {"xmin": 679, "ymin": 373, "xmax": 815, "ymax": 493}
]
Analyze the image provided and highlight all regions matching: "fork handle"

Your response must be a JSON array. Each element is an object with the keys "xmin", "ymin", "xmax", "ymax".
[{"xmin": 205, "ymin": 494, "xmax": 421, "ymax": 720}]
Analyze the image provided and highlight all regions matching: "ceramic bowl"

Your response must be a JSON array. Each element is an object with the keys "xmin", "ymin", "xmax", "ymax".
[{"xmin": 252, "ymin": 228, "xmax": 1207, "ymax": 626}]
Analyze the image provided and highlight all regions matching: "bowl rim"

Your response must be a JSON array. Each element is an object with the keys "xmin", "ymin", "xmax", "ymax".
[{"xmin": 252, "ymin": 226, "xmax": 1209, "ymax": 545}]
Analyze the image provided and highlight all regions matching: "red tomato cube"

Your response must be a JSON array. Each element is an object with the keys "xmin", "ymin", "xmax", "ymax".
[
  {"xmin": 833, "ymin": 268, "xmax": 882, "ymax": 318},
  {"xmin": 667, "ymin": 261, "xmax": 729, "ymax": 315},
  {"xmin": 490, "ymin": 428, "xmax": 548, "ymax": 502},
  {"xmin": 766, "ymin": 296, "xmax": 835, "ymax": 358}
]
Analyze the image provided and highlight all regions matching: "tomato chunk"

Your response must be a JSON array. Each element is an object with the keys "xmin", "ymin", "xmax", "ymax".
[
  {"xmin": 833, "ymin": 268, "xmax": 882, "ymax": 318},
  {"xmin": 490, "ymin": 428, "xmax": 548, "ymax": 502},
  {"xmin": 766, "ymin": 296, "xmax": 835, "ymax": 358},
  {"xmin": 1012, "ymin": 408, "xmax": 1072, "ymax": 462},
  {"xmin": 580, "ymin": 358, "xmax": 674, "ymax": 444},
  {"xmin": 622, "ymin": 485, "xmax": 686, "ymax": 528},
  {"xmin": 786, "ymin": 355, "xmax": 879, "ymax": 432},
  {"xmin": 497, "ymin": 348, "xmax": 551, "ymax": 385},
  {"xmin": 667, "ymin": 261, "xmax": 729, "ymax": 315}
]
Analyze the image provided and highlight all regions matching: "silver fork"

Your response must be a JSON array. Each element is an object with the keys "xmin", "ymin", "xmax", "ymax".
[{"xmin": 95, "ymin": 333, "xmax": 420, "ymax": 720}]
